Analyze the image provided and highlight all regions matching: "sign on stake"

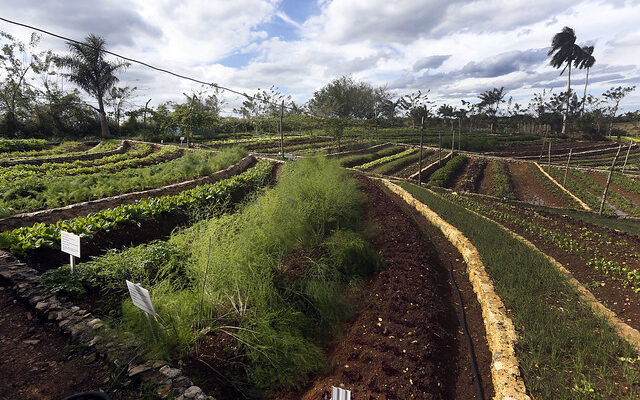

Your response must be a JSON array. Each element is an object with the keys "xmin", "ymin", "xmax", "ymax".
[
  {"xmin": 126, "ymin": 280, "xmax": 157, "ymax": 316},
  {"xmin": 331, "ymin": 386, "xmax": 351, "ymax": 400},
  {"xmin": 60, "ymin": 230, "xmax": 80, "ymax": 273}
]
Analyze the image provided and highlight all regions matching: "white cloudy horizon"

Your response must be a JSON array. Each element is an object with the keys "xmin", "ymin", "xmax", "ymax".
[{"xmin": 1, "ymin": 0, "xmax": 639, "ymax": 115}]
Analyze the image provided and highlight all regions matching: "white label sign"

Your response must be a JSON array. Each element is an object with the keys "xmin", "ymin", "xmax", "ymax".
[
  {"xmin": 60, "ymin": 231, "xmax": 81, "ymax": 258},
  {"xmin": 126, "ymin": 280, "xmax": 157, "ymax": 316},
  {"xmin": 332, "ymin": 387, "xmax": 351, "ymax": 400}
]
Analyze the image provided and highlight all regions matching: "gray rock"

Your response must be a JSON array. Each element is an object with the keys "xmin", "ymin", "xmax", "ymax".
[
  {"xmin": 159, "ymin": 366, "xmax": 182, "ymax": 379},
  {"xmin": 35, "ymin": 301, "xmax": 48, "ymax": 312},
  {"xmin": 183, "ymin": 386, "xmax": 202, "ymax": 398}
]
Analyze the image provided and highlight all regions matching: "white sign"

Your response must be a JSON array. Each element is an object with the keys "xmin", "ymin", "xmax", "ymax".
[
  {"xmin": 126, "ymin": 280, "xmax": 157, "ymax": 316},
  {"xmin": 60, "ymin": 231, "xmax": 81, "ymax": 258},
  {"xmin": 332, "ymin": 387, "xmax": 351, "ymax": 400}
]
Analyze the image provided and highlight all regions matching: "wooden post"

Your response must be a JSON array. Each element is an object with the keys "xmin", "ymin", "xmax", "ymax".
[
  {"xmin": 458, "ymin": 117, "xmax": 462, "ymax": 151},
  {"xmin": 451, "ymin": 119, "xmax": 455, "ymax": 153},
  {"xmin": 419, "ymin": 116, "xmax": 424, "ymax": 185},
  {"xmin": 622, "ymin": 141, "xmax": 633, "ymax": 173},
  {"xmin": 599, "ymin": 145, "xmax": 622, "ymax": 215},
  {"xmin": 279, "ymin": 100, "xmax": 284, "ymax": 160},
  {"xmin": 563, "ymin": 149, "xmax": 572, "ymax": 187},
  {"xmin": 547, "ymin": 142, "xmax": 551, "ymax": 172},
  {"xmin": 438, "ymin": 129, "xmax": 442, "ymax": 166},
  {"xmin": 143, "ymin": 98, "xmax": 151, "ymax": 141}
]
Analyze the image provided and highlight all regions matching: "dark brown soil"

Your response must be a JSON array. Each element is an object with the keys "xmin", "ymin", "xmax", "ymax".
[
  {"xmin": 469, "ymin": 197, "xmax": 640, "ymax": 333},
  {"xmin": 477, "ymin": 161, "xmax": 495, "ymax": 196},
  {"xmin": 0, "ymin": 285, "xmax": 118, "ymax": 399},
  {"xmin": 452, "ymin": 158, "xmax": 487, "ymax": 193},
  {"xmin": 271, "ymin": 175, "xmax": 492, "ymax": 400},
  {"xmin": 507, "ymin": 162, "xmax": 566, "ymax": 207},
  {"xmin": 587, "ymin": 170, "xmax": 640, "ymax": 208}
]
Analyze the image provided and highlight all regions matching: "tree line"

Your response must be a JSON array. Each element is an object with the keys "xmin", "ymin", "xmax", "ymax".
[{"xmin": 0, "ymin": 29, "xmax": 637, "ymax": 142}]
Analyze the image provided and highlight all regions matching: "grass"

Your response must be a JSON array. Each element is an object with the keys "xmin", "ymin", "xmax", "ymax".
[
  {"xmin": 338, "ymin": 145, "xmax": 405, "ymax": 167},
  {"xmin": 397, "ymin": 181, "xmax": 640, "ymax": 399}
]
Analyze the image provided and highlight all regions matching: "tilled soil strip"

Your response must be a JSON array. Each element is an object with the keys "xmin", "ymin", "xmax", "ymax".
[
  {"xmin": 381, "ymin": 180, "xmax": 530, "ymax": 400},
  {"xmin": 275, "ymin": 175, "xmax": 493, "ymax": 400},
  {"xmin": 0, "ymin": 285, "xmax": 133, "ymax": 399}
]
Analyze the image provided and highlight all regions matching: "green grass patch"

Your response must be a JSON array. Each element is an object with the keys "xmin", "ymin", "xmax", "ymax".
[
  {"xmin": 397, "ymin": 181, "xmax": 640, "ymax": 400},
  {"xmin": 338, "ymin": 145, "xmax": 405, "ymax": 167}
]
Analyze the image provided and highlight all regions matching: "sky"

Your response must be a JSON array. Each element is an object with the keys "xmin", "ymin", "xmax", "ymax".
[{"xmin": 1, "ymin": 0, "xmax": 639, "ymax": 114}]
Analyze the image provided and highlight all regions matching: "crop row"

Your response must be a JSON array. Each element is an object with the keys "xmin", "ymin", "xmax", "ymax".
[
  {"xmin": 428, "ymin": 154, "xmax": 467, "ymax": 187},
  {"xmin": 0, "ymin": 147, "xmax": 247, "ymax": 218},
  {"xmin": 371, "ymin": 150, "xmax": 426, "ymax": 175},
  {"xmin": 493, "ymin": 162, "xmax": 515, "ymax": 200},
  {"xmin": 564, "ymin": 168, "xmax": 639, "ymax": 216},
  {"xmin": 0, "ymin": 160, "xmax": 273, "ymax": 255},
  {"xmin": 0, "ymin": 138, "xmax": 49, "ymax": 154},
  {"xmin": 39, "ymin": 157, "xmax": 378, "ymax": 396},
  {"xmin": 0, "ymin": 143, "xmax": 165, "ymax": 184},
  {"xmin": 354, "ymin": 148, "xmax": 416, "ymax": 170},
  {"xmin": 0, "ymin": 140, "xmax": 121, "ymax": 161},
  {"xmin": 338, "ymin": 145, "xmax": 405, "ymax": 168},
  {"xmin": 548, "ymin": 167, "xmax": 613, "ymax": 213},
  {"xmin": 398, "ymin": 182, "xmax": 640, "ymax": 399},
  {"xmin": 443, "ymin": 192, "xmax": 640, "ymax": 293}
]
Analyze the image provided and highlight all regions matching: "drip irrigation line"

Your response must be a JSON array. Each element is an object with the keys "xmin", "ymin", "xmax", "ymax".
[
  {"xmin": 448, "ymin": 260, "xmax": 484, "ymax": 400},
  {"xmin": 0, "ymin": 16, "xmax": 329, "ymax": 119}
]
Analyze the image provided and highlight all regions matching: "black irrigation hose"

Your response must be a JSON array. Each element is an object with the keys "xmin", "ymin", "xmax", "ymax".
[{"xmin": 448, "ymin": 260, "xmax": 484, "ymax": 400}]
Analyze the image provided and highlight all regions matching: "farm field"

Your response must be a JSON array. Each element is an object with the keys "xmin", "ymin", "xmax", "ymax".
[{"xmin": 2, "ymin": 137, "xmax": 640, "ymax": 400}]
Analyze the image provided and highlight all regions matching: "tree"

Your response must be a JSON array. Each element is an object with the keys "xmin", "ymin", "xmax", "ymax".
[
  {"xmin": 0, "ymin": 31, "xmax": 52, "ymax": 136},
  {"xmin": 602, "ymin": 86, "xmax": 636, "ymax": 138},
  {"xmin": 307, "ymin": 75, "xmax": 380, "ymax": 148},
  {"xmin": 58, "ymin": 34, "xmax": 129, "ymax": 138},
  {"xmin": 173, "ymin": 91, "xmax": 217, "ymax": 147},
  {"xmin": 575, "ymin": 45, "xmax": 596, "ymax": 118},
  {"xmin": 478, "ymin": 87, "xmax": 505, "ymax": 133},
  {"xmin": 106, "ymin": 85, "xmax": 136, "ymax": 127},
  {"xmin": 397, "ymin": 90, "xmax": 430, "ymax": 129},
  {"xmin": 548, "ymin": 27, "xmax": 583, "ymax": 135}
]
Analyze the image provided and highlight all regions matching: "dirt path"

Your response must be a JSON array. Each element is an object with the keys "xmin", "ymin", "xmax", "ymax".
[
  {"xmin": 273, "ymin": 175, "xmax": 493, "ymax": 400},
  {"xmin": 0, "ymin": 285, "xmax": 115, "ymax": 399},
  {"xmin": 452, "ymin": 158, "xmax": 487, "ymax": 193},
  {"xmin": 507, "ymin": 162, "xmax": 566, "ymax": 207}
]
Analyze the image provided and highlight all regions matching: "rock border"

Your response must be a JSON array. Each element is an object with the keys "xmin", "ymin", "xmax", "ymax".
[
  {"xmin": 408, "ymin": 151, "xmax": 453, "ymax": 180},
  {"xmin": 533, "ymin": 162, "xmax": 592, "ymax": 211},
  {"xmin": 0, "ymin": 140, "xmax": 130, "ymax": 167},
  {"xmin": 0, "ymin": 155, "xmax": 257, "ymax": 231},
  {"xmin": 380, "ymin": 179, "xmax": 531, "ymax": 400},
  {"xmin": 0, "ymin": 250, "xmax": 216, "ymax": 399}
]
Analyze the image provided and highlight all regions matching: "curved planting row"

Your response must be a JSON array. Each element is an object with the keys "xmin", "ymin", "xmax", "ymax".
[
  {"xmin": 0, "ymin": 143, "xmax": 174, "ymax": 184},
  {"xmin": 0, "ymin": 147, "xmax": 247, "ymax": 218},
  {"xmin": 354, "ymin": 147, "xmax": 416, "ymax": 170},
  {"xmin": 0, "ymin": 138, "xmax": 49, "ymax": 155},
  {"xmin": 395, "ymin": 182, "xmax": 640, "ymax": 399},
  {"xmin": 338, "ymin": 145, "xmax": 405, "ymax": 168},
  {"xmin": 0, "ymin": 140, "xmax": 124, "ymax": 166},
  {"xmin": 428, "ymin": 154, "xmax": 468, "ymax": 187},
  {"xmin": 0, "ymin": 160, "xmax": 273, "ymax": 256}
]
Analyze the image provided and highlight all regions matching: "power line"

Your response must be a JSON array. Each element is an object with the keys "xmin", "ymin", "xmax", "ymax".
[{"xmin": 0, "ymin": 16, "xmax": 322, "ymax": 117}]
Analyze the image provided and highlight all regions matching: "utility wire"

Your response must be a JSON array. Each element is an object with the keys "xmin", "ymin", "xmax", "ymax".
[{"xmin": 0, "ymin": 16, "xmax": 324, "ymax": 117}]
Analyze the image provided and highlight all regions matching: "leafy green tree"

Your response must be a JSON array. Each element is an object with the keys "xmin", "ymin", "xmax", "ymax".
[
  {"xmin": 478, "ymin": 87, "xmax": 505, "ymax": 133},
  {"xmin": 602, "ymin": 86, "xmax": 636, "ymax": 137},
  {"xmin": 173, "ymin": 92, "xmax": 217, "ymax": 147},
  {"xmin": 106, "ymin": 85, "xmax": 136, "ymax": 127},
  {"xmin": 548, "ymin": 27, "xmax": 583, "ymax": 135},
  {"xmin": 398, "ymin": 90, "xmax": 431, "ymax": 128},
  {"xmin": 575, "ymin": 45, "xmax": 596, "ymax": 118},
  {"xmin": 58, "ymin": 34, "xmax": 129, "ymax": 138},
  {"xmin": 0, "ymin": 31, "xmax": 52, "ymax": 136}
]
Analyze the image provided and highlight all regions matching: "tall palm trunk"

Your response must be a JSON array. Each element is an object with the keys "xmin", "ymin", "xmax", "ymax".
[
  {"xmin": 97, "ymin": 96, "xmax": 111, "ymax": 138},
  {"xmin": 562, "ymin": 61, "xmax": 571, "ymax": 135},
  {"xmin": 581, "ymin": 67, "xmax": 589, "ymax": 118}
]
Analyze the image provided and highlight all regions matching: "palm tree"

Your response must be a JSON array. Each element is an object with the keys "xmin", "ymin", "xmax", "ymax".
[
  {"xmin": 548, "ymin": 27, "xmax": 583, "ymax": 135},
  {"xmin": 58, "ymin": 34, "xmax": 129, "ymax": 138},
  {"xmin": 575, "ymin": 45, "xmax": 596, "ymax": 118}
]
